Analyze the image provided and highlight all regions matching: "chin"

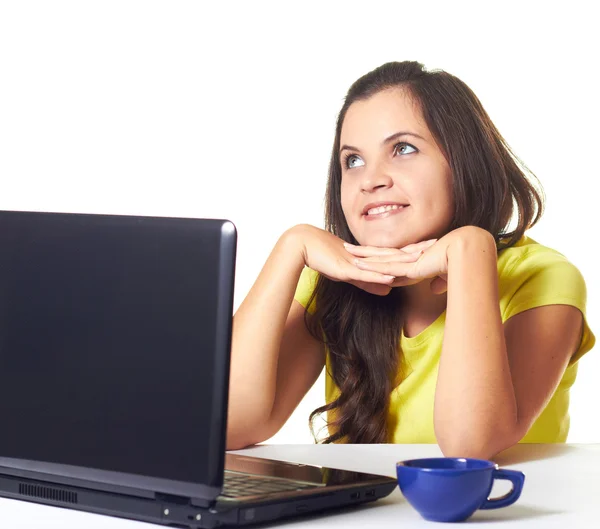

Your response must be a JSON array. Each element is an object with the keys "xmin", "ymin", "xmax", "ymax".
[{"xmin": 357, "ymin": 233, "xmax": 411, "ymax": 249}]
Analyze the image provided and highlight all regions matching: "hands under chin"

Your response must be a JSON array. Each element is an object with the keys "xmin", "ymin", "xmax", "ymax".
[
  {"xmin": 295, "ymin": 224, "xmax": 490, "ymax": 297},
  {"xmin": 344, "ymin": 226, "xmax": 492, "ymax": 295}
]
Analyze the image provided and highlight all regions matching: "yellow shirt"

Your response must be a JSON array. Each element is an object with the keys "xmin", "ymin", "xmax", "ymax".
[{"xmin": 294, "ymin": 235, "xmax": 596, "ymax": 443}]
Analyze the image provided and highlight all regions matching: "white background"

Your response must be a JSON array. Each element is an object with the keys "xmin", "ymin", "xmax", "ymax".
[{"xmin": 0, "ymin": 1, "xmax": 597, "ymax": 444}]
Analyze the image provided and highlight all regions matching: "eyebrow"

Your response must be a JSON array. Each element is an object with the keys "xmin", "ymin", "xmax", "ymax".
[{"xmin": 339, "ymin": 131, "xmax": 426, "ymax": 156}]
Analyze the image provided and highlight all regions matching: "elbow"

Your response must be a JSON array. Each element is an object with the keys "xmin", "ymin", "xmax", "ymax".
[
  {"xmin": 226, "ymin": 409, "xmax": 274, "ymax": 451},
  {"xmin": 226, "ymin": 437, "xmax": 257, "ymax": 451},
  {"xmin": 226, "ymin": 431, "xmax": 264, "ymax": 451},
  {"xmin": 225, "ymin": 428, "xmax": 251, "ymax": 450},
  {"xmin": 226, "ymin": 422, "xmax": 278, "ymax": 451},
  {"xmin": 437, "ymin": 425, "xmax": 524, "ymax": 461},
  {"xmin": 225, "ymin": 427, "xmax": 266, "ymax": 451},
  {"xmin": 439, "ymin": 441, "xmax": 500, "ymax": 461}
]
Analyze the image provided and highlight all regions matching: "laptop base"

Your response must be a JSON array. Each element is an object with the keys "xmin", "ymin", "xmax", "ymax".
[{"xmin": 0, "ymin": 468, "xmax": 396, "ymax": 528}]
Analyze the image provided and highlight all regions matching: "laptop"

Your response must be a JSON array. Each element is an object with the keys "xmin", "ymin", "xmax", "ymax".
[{"xmin": 0, "ymin": 209, "xmax": 397, "ymax": 528}]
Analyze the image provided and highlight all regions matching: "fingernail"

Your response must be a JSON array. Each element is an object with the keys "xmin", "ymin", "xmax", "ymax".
[{"xmin": 343, "ymin": 242, "xmax": 354, "ymax": 247}]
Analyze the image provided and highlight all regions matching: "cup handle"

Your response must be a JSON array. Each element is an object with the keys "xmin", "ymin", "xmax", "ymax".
[{"xmin": 479, "ymin": 469, "xmax": 525, "ymax": 510}]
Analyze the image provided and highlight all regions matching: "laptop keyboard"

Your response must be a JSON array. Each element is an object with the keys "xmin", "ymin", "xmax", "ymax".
[{"xmin": 221, "ymin": 471, "xmax": 322, "ymax": 498}]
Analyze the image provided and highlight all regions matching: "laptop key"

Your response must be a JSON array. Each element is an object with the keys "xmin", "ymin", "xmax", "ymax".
[{"xmin": 221, "ymin": 473, "xmax": 321, "ymax": 498}]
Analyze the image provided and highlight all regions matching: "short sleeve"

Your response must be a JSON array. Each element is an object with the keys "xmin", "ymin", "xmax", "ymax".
[
  {"xmin": 294, "ymin": 266, "xmax": 319, "ymax": 314},
  {"xmin": 502, "ymin": 249, "xmax": 595, "ymax": 364}
]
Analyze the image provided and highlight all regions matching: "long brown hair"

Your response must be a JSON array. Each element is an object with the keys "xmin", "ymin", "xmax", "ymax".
[{"xmin": 307, "ymin": 60, "xmax": 544, "ymax": 444}]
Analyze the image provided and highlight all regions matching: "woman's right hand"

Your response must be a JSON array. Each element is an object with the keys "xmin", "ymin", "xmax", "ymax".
[{"xmin": 287, "ymin": 224, "xmax": 422, "ymax": 296}]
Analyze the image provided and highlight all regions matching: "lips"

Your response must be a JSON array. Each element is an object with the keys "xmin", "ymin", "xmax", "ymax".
[{"xmin": 362, "ymin": 202, "xmax": 409, "ymax": 216}]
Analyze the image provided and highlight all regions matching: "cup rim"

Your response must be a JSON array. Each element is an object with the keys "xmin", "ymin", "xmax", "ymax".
[{"xmin": 396, "ymin": 457, "xmax": 497, "ymax": 472}]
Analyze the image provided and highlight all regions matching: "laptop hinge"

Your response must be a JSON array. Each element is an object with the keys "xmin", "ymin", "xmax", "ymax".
[{"xmin": 155, "ymin": 492, "xmax": 211, "ymax": 509}]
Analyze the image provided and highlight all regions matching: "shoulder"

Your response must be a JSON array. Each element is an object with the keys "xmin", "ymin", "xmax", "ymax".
[
  {"xmin": 498, "ymin": 235, "xmax": 586, "ymax": 296},
  {"xmin": 498, "ymin": 234, "xmax": 571, "ymax": 268},
  {"xmin": 497, "ymin": 234, "xmax": 595, "ymax": 360},
  {"xmin": 497, "ymin": 234, "xmax": 589, "ymax": 317},
  {"xmin": 497, "ymin": 234, "xmax": 596, "ymax": 365}
]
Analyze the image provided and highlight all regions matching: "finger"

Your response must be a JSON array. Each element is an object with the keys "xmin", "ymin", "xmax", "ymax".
[
  {"xmin": 350, "ymin": 280, "xmax": 393, "ymax": 296},
  {"xmin": 357, "ymin": 251, "xmax": 423, "ymax": 264},
  {"xmin": 343, "ymin": 243, "xmax": 403, "ymax": 257},
  {"xmin": 399, "ymin": 238, "xmax": 437, "ymax": 253},
  {"xmin": 344, "ymin": 238, "xmax": 437, "ymax": 257},
  {"xmin": 354, "ymin": 259, "xmax": 413, "ymax": 277},
  {"xmin": 346, "ymin": 267, "xmax": 396, "ymax": 285},
  {"xmin": 390, "ymin": 276, "xmax": 426, "ymax": 288},
  {"xmin": 430, "ymin": 275, "xmax": 448, "ymax": 295}
]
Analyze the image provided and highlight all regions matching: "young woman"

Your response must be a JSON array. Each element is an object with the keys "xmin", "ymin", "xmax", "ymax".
[{"xmin": 226, "ymin": 61, "xmax": 595, "ymax": 459}]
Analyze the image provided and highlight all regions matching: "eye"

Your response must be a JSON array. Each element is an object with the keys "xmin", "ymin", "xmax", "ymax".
[
  {"xmin": 393, "ymin": 142, "xmax": 418, "ymax": 156},
  {"xmin": 343, "ymin": 153, "xmax": 365, "ymax": 169},
  {"xmin": 343, "ymin": 142, "xmax": 418, "ymax": 170}
]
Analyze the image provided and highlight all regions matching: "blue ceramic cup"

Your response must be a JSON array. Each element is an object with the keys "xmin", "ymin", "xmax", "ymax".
[{"xmin": 396, "ymin": 458, "xmax": 525, "ymax": 522}]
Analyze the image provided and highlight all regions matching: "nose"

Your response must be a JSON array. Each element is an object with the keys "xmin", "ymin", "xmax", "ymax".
[{"xmin": 360, "ymin": 165, "xmax": 393, "ymax": 193}]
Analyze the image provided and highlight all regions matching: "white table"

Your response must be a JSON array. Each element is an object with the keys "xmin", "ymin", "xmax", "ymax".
[{"xmin": 0, "ymin": 444, "xmax": 597, "ymax": 528}]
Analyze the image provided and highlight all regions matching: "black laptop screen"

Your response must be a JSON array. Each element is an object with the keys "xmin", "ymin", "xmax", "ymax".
[{"xmin": 0, "ymin": 211, "xmax": 234, "ymax": 487}]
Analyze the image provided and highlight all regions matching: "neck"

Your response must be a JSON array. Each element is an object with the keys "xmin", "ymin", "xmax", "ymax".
[{"xmin": 401, "ymin": 279, "xmax": 447, "ymax": 334}]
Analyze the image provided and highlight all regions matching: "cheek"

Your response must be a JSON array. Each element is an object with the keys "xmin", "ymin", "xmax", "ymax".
[
  {"xmin": 425, "ymin": 177, "xmax": 454, "ymax": 227},
  {"xmin": 339, "ymin": 183, "xmax": 353, "ymax": 218},
  {"xmin": 420, "ymin": 169, "xmax": 452, "ymax": 208},
  {"xmin": 440, "ymin": 177, "xmax": 454, "ymax": 214}
]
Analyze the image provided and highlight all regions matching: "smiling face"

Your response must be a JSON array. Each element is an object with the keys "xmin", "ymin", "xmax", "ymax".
[{"xmin": 339, "ymin": 87, "xmax": 454, "ymax": 248}]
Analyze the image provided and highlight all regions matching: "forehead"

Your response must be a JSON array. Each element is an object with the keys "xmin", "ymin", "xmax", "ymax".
[{"xmin": 340, "ymin": 88, "xmax": 430, "ymax": 143}]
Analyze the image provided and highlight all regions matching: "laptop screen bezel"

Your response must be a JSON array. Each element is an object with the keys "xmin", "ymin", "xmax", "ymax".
[{"xmin": 0, "ymin": 210, "xmax": 236, "ymax": 503}]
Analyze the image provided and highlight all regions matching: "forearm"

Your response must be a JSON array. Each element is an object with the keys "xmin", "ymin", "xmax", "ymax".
[
  {"xmin": 434, "ymin": 230, "xmax": 519, "ymax": 459},
  {"xmin": 227, "ymin": 228, "xmax": 305, "ymax": 444}
]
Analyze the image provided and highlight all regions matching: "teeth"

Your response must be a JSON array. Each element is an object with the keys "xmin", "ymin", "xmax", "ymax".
[{"xmin": 367, "ymin": 204, "xmax": 404, "ymax": 215}]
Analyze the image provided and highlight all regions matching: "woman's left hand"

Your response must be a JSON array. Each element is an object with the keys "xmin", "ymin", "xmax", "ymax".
[{"xmin": 344, "ymin": 226, "xmax": 489, "ymax": 294}]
